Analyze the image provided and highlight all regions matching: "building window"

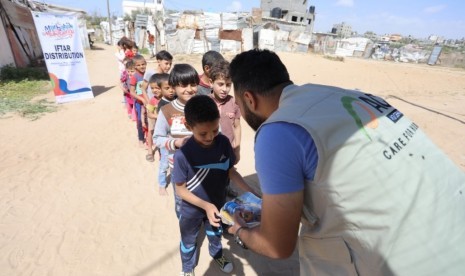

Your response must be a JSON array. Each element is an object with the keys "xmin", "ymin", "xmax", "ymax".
[
  {"xmin": 308, "ymin": 19, "xmax": 312, "ymax": 25},
  {"xmin": 291, "ymin": 16, "xmax": 297, "ymax": 22}
]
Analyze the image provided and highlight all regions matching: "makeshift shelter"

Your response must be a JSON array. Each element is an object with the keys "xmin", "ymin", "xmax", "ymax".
[{"xmin": 0, "ymin": 0, "xmax": 89, "ymax": 68}]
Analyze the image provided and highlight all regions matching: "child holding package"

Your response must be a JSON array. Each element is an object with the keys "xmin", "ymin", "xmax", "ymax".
[
  {"xmin": 153, "ymin": 64, "xmax": 198, "ymax": 198},
  {"xmin": 172, "ymin": 95, "xmax": 256, "ymax": 276}
]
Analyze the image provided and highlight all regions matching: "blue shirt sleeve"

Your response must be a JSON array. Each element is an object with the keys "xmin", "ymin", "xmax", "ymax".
[
  {"xmin": 255, "ymin": 122, "xmax": 318, "ymax": 195},
  {"xmin": 172, "ymin": 150, "xmax": 189, "ymax": 184}
]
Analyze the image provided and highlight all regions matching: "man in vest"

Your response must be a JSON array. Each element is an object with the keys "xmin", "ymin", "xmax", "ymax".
[{"xmin": 227, "ymin": 49, "xmax": 465, "ymax": 275}]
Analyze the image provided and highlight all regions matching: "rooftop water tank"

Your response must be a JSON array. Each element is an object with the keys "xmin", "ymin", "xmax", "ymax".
[{"xmin": 271, "ymin": 7, "xmax": 282, "ymax": 19}]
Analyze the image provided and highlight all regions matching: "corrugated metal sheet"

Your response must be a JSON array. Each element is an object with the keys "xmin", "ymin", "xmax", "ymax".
[
  {"xmin": 1, "ymin": 0, "xmax": 35, "ymax": 28},
  {"xmin": 165, "ymin": 29, "xmax": 196, "ymax": 54},
  {"xmin": 219, "ymin": 29, "xmax": 241, "ymax": 41},
  {"xmin": 221, "ymin": 13, "xmax": 238, "ymax": 30},
  {"xmin": 177, "ymin": 13, "xmax": 205, "ymax": 30},
  {"xmin": 0, "ymin": 0, "xmax": 42, "ymax": 67}
]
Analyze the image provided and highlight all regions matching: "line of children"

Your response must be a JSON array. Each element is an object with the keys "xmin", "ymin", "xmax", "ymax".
[
  {"xmin": 119, "ymin": 48, "xmax": 250, "ymax": 275},
  {"xmin": 141, "ymin": 51, "xmax": 174, "ymax": 162},
  {"xmin": 172, "ymin": 95, "xmax": 257, "ymax": 276}
]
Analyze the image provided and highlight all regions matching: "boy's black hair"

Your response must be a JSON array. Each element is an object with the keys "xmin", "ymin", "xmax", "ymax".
[
  {"xmin": 169, "ymin": 64, "xmax": 200, "ymax": 87},
  {"xmin": 184, "ymin": 95, "xmax": 220, "ymax": 127},
  {"xmin": 230, "ymin": 49, "xmax": 291, "ymax": 97},
  {"xmin": 156, "ymin": 50, "xmax": 173, "ymax": 61},
  {"xmin": 125, "ymin": 59, "xmax": 135, "ymax": 69},
  {"xmin": 209, "ymin": 60, "xmax": 230, "ymax": 82},
  {"xmin": 132, "ymin": 54, "xmax": 145, "ymax": 63},
  {"xmin": 149, "ymin": 73, "xmax": 169, "ymax": 87},
  {"xmin": 201, "ymin": 50, "xmax": 224, "ymax": 69}
]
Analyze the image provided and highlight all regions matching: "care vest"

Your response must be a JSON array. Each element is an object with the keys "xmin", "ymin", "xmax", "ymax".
[{"xmin": 259, "ymin": 84, "xmax": 465, "ymax": 276}]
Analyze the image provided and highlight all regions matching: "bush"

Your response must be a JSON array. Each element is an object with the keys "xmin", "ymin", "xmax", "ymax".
[{"xmin": 0, "ymin": 65, "xmax": 49, "ymax": 82}]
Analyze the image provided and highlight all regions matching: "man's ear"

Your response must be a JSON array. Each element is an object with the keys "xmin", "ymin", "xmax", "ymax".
[
  {"xmin": 209, "ymin": 78, "xmax": 213, "ymax": 85},
  {"xmin": 243, "ymin": 91, "xmax": 258, "ymax": 111}
]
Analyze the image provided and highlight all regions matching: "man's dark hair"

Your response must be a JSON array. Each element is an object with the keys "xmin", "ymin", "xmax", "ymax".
[
  {"xmin": 230, "ymin": 49, "xmax": 291, "ymax": 97},
  {"xmin": 149, "ymin": 73, "xmax": 169, "ymax": 86},
  {"xmin": 169, "ymin": 64, "xmax": 200, "ymax": 87},
  {"xmin": 156, "ymin": 50, "xmax": 173, "ymax": 61},
  {"xmin": 201, "ymin": 50, "xmax": 224, "ymax": 69},
  {"xmin": 184, "ymin": 95, "xmax": 220, "ymax": 127},
  {"xmin": 209, "ymin": 60, "xmax": 230, "ymax": 82}
]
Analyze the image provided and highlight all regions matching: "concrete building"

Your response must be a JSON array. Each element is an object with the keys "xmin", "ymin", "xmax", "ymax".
[
  {"xmin": 260, "ymin": 0, "xmax": 315, "ymax": 32},
  {"xmin": 122, "ymin": 0, "xmax": 164, "ymax": 17},
  {"xmin": 332, "ymin": 22, "xmax": 352, "ymax": 38}
]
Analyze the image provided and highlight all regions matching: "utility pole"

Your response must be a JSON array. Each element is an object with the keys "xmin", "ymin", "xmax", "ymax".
[{"xmin": 107, "ymin": 0, "xmax": 113, "ymax": 45}]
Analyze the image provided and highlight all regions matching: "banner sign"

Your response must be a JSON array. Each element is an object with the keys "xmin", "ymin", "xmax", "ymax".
[{"xmin": 32, "ymin": 12, "xmax": 93, "ymax": 104}]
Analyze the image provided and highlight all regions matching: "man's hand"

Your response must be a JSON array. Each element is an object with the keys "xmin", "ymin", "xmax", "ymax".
[{"xmin": 227, "ymin": 210, "xmax": 247, "ymax": 235}]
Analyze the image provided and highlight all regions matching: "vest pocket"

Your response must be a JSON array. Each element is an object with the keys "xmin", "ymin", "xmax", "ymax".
[{"xmin": 299, "ymin": 236, "xmax": 358, "ymax": 276}]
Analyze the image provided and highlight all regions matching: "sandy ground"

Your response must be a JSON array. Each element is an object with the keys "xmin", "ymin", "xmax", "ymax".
[{"xmin": 1, "ymin": 43, "xmax": 464, "ymax": 276}]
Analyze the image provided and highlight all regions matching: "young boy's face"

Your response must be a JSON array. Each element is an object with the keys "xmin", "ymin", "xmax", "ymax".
[
  {"xmin": 132, "ymin": 47, "xmax": 138, "ymax": 55},
  {"xmin": 160, "ymin": 81, "xmax": 174, "ymax": 100},
  {"xmin": 187, "ymin": 119, "xmax": 220, "ymax": 148},
  {"xmin": 211, "ymin": 77, "xmax": 232, "ymax": 101},
  {"xmin": 127, "ymin": 68, "xmax": 136, "ymax": 77},
  {"xmin": 134, "ymin": 59, "xmax": 147, "ymax": 74},
  {"xmin": 174, "ymin": 83, "xmax": 197, "ymax": 104},
  {"xmin": 149, "ymin": 82, "xmax": 162, "ymax": 98},
  {"xmin": 158, "ymin": 59, "xmax": 172, "ymax": 73}
]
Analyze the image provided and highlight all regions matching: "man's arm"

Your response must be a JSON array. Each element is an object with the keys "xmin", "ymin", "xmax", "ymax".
[
  {"xmin": 232, "ymin": 118, "xmax": 241, "ymax": 164},
  {"xmin": 227, "ymin": 122, "xmax": 317, "ymax": 259},
  {"xmin": 228, "ymin": 168, "xmax": 258, "ymax": 196},
  {"xmin": 229, "ymin": 191, "xmax": 303, "ymax": 259}
]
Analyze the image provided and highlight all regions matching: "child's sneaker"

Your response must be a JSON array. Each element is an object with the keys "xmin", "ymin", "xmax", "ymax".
[
  {"xmin": 180, "ymin": 271, "xmax": 194, "ymax": 276},
  {"xmin": 214, "ymin": 255, "xmax": 233, "ymax": 273}
]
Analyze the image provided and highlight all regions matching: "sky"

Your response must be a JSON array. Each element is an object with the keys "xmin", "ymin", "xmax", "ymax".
[{"xmin": 45, "ymin": 0, "xmax": 465, "ymax": 39}]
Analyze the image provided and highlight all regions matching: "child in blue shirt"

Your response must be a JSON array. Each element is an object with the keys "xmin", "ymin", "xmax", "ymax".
[{"xmin": 172, "ymin": 95, "xmax": 256, "ymax": 276}]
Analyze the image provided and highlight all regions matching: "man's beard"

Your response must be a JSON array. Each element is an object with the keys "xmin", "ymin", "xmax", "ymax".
[{"xmin": 241, "ymin": 101, "xmax": 267, "ymax": 131}]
